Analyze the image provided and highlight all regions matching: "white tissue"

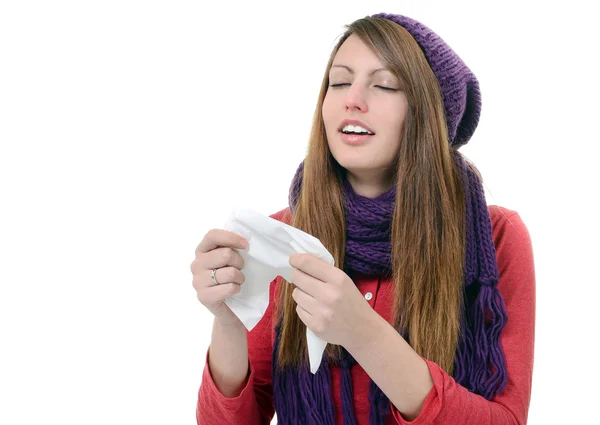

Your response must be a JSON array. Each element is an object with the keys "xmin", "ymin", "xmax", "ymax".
[{"xmin": 222, "ymin": 208, "xmax": 333, "ymax": 374}]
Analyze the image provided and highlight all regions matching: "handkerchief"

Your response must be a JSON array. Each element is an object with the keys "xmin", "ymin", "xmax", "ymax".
[{"xmin": 223, "ymin": 208, "xmax": 333, "ymax": 374}]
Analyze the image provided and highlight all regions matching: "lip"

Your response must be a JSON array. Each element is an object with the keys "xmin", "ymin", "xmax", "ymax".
[
  {"xmin": 340, "ymin": 132, "xmax": 374, "ymax": 144},
  {"xmin": 338, "ymin": 119, "xmax": 375, "ymax": 134}
]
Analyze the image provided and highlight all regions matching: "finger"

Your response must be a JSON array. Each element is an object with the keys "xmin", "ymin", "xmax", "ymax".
[
  {"xmin": 296, "ymin": 304, "xmax": 313, "ymax": 329},
  {"xmin": 190, "ymin": 246, "xmax": 244, "ymax": 275},
  {"xmin": 292, "ymin": 286, "xmax": 318, "ymax": 315},
  {"xmin": 205, "ymin": 247, "xmax": 245, "ymax": 270},
  {"xmin": 198, "ymin": 282, "xmax": 242, "ymax": 304},
  {"xmin": 289, "ymin": 253, "xmax": 331, "ymax": 283},
  {"xmin": 196, "ymin": 229, "xmax": 248, "ymax": 255},
  {"xmin": 209, "ymin": 266, "xmax": 245, "ymax": 287},
  {"xmin": 290, "ymin": 267, "xmax": 321, "ymax": 299}
]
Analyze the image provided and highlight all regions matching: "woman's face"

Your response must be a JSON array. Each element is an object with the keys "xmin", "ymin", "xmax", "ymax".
[{"xmin": 322, "ymin": 34, "xmax": 408, "ymax": 189}]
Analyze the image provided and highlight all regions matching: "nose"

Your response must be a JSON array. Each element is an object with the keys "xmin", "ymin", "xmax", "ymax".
[{"xmin": 345, "ymin": 84, "xmax": 368, "ymax": 112}]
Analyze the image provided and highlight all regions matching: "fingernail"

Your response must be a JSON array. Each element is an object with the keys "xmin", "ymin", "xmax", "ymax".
[{"xmin": 241, "ymin": 232, "xmax": 251, "ymax": 249}]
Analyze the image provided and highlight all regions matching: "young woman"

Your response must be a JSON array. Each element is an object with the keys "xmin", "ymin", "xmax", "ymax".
[{"xmin": 191, "ymin": 12, "xmax": 535, "ymax": 425}]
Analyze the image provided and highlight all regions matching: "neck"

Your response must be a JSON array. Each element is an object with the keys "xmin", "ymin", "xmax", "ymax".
[{"xmin": 346, "ymin": 171, "xmax": 395, "ymax": 199}]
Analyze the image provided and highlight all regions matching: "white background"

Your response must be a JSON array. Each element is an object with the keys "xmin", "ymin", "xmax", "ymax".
[{"xmin": 1, "ymin": 0, "xmax": 598, "ymax": 424}]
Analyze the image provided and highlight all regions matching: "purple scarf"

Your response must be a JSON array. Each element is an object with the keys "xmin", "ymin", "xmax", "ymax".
[{"xmin": 273, "ymin": 153, "xmax": 508, "ymax": 425}]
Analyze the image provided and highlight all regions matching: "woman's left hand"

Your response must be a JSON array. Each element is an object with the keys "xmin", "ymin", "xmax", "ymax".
[{"xmin": 289, "ymin": 252, "xmax": 377, "ymax": 349}]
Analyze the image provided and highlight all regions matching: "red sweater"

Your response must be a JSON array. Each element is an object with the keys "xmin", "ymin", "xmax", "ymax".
[{"xmin": 197, "ymin": 205, "xmax": 536, "ymax": 425}]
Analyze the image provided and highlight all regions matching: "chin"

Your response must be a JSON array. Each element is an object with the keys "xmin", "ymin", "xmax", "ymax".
[{"xmin": 334, "ymin": 158, "xmax": 372, "ymax": 174}]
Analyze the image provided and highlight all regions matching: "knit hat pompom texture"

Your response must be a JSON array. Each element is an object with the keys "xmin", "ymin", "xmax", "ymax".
[{"xmin": 370, "ymin": 13, "xmax": 481, "ymax": 149}]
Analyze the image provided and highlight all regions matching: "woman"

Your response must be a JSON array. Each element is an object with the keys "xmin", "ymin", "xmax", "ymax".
[{"xmin": 191, "ymin": 12, "xmax": 535, "ymax": 425}]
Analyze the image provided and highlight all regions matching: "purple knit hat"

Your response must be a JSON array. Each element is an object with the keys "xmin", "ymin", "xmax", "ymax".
[{"xmin": 371, "ymin": 13, "xmax": 482, "ymax": 149}]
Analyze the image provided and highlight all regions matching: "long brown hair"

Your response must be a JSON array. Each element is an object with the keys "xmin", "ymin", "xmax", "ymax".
[{"xmin": 275, "ymin": 17, "xmax": 469, "ymax": 375}]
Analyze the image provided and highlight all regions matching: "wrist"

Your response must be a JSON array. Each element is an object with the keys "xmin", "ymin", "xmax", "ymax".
[
  {"xmin": 344, "ymin": 308, "xmax": 386, "ymax": 355},
  {"xmin": 214, "ymin": 313, "xmax": 244, "ymax": 329}
]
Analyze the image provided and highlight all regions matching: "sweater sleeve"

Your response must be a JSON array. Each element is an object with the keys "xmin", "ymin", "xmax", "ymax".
[
  {"xmin": 390, "ymin": 211, "xmax": 536, "ymax": 425},
  {"xmin": 196, "ymin": 208, "xmax": 290, "ymax": 425},
  {"xmin": 196, "ymin": 278, "xmax": 277, "ymax": 425}
]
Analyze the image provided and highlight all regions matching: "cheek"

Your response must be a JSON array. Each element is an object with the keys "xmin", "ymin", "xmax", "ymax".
[
  {"xmin": 382, "ymin": 103, "xmax": 407, "ymax": 136},
  {"xmin": 372, "ymin": 109, "xmax": 405, "ymax": 156},
  {"xmin": 321, "ymin": 99, "xmax": 339, "ymax": 143},
  {"xmin": 322, "ymin": 96, "xmax": 334, "ymax": 127}
]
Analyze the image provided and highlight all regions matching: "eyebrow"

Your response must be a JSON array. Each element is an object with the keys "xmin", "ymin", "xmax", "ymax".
[{"xmin": 330, "ymin": 64, "xmax": 391, "ymax": 75}]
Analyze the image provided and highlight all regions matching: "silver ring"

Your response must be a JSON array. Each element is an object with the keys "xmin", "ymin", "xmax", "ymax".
[{"xmin": 210, "ymin": 268, "xmax": 219, "ymax": 285}]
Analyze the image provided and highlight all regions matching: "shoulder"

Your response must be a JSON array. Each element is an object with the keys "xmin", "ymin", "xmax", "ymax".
[
  {"xmin": 269, "ymin": 207, "xmax": 292, "ymax": 225},
  {"xmin": 487, "ymin": 205, "xmax": 533, "ymax": 253},
  {"xmin": 487, "ymin": 205, "xmax": 535, "ymax": 299},
  {"xmin": 270, "ymin": 205, "xmax": 530, "ymax": 248}
]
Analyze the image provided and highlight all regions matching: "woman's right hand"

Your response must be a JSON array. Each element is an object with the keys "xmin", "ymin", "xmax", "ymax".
[{"xmin": 190, "ymin": 229, "xmax": 249, "ymax": 326}]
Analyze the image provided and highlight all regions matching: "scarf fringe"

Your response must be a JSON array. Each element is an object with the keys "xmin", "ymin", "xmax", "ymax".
[
  {"xmin": 368, "ymin": 379, "xmax": 391, "ymax": 425},
  {"xmin": 453, "ymin": 284, "xmax": 508, "ymax": 400},
  {"xmin": 273, "ymin": 320, "xmax": 336, "ymax": 425},
  {"xmin": 339, "ymin": 349, "xmax": 358, "ymax": 425}
]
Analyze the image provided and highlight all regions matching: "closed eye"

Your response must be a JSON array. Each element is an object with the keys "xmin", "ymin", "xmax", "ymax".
[{"xmin": 329, "ymin": 83, "xmax": 397, "ymax": 91}]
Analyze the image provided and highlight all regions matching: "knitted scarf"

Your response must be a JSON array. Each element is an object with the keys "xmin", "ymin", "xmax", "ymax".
[{"xmin": 272, "ymin": 153, "xmax": 508, "ymax": 425}]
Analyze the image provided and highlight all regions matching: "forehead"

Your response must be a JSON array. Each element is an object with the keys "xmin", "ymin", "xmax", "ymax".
[{"xmin": 330, "ymin": 34, "xmax": 389, "ymax": 73}]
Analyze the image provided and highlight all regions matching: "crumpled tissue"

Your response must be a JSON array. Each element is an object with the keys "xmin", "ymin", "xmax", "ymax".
[{"xmin": 222, "ymin": 208, "xmax": 333, "ymax": 374}]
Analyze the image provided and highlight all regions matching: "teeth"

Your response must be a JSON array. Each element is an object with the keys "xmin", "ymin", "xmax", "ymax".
[{"xmin": 342, "ymin": 124, "xmax": 373, "ymax": 134}]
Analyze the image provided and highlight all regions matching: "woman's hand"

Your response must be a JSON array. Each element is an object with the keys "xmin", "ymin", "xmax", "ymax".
[
  {"xmin": 190, "ymin": 229, "xmax": 249, "ymax": 326},
  {"xmin": 289, "ymin": 253, "xmax": 377, "ymax": 349}
]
